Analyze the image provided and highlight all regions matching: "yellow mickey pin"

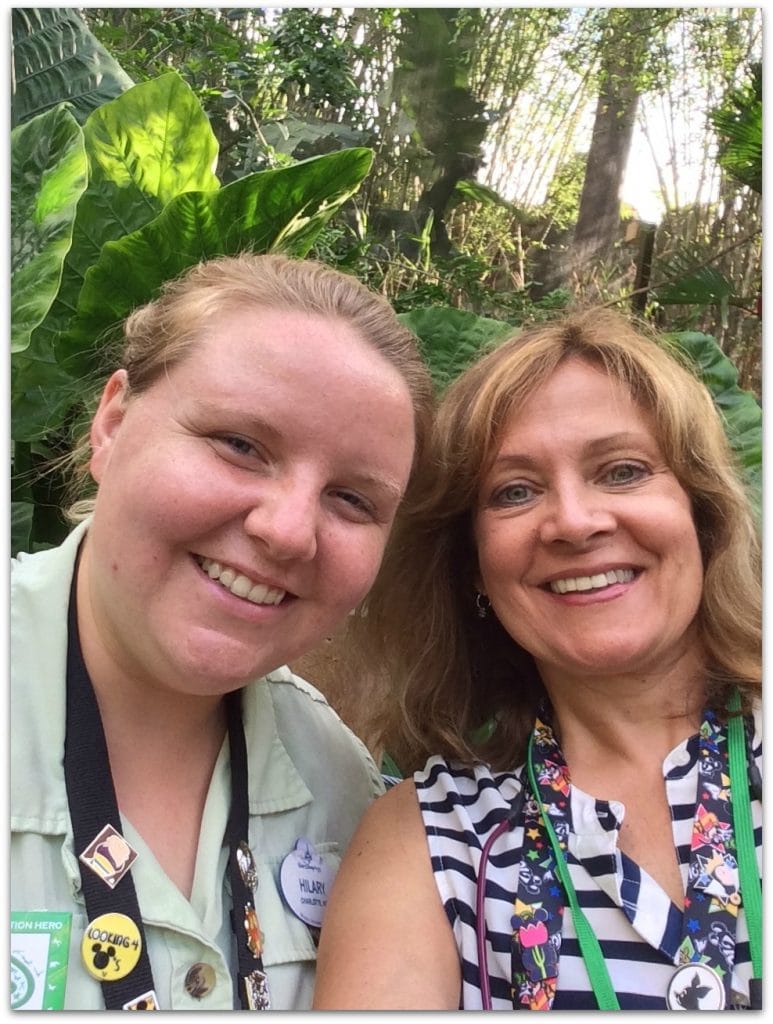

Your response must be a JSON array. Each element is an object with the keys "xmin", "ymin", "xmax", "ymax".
[{"xmin": 81, "ymin": 912, "xmax": 142, "ymax": 981}]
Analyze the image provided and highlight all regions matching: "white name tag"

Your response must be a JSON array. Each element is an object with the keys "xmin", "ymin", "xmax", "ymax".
[{"xmin": 279, "ymin": 838, "xmax": 335, "ymax": 929}]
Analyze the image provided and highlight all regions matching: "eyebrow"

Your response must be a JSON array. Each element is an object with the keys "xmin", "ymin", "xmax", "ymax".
[
  {"xmin": 189, "ymin": 399, "xmax": 284, "ymax": 443},
  {"xmin": 490, "ymin": 431, "xmax": 657, "ymax": 470},
  {"xmin": 190, "ymin": 400, "xmax": 405, "ymax": 501}
]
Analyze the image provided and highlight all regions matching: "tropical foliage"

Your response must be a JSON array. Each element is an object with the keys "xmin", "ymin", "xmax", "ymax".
[{"xmin": 11, "ymin": 7, "xmax": 762, "ymax": 561}]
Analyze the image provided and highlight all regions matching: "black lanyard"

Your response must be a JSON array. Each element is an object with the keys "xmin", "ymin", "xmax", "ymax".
[{"xmin": 63, "ymin": 565, "xmax": 269, "ymax": 1009}]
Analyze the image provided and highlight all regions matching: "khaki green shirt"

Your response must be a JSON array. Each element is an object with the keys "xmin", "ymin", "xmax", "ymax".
[{"xmin": 11, "ymin": 521, "xmax": 384, "ymax": 1010}]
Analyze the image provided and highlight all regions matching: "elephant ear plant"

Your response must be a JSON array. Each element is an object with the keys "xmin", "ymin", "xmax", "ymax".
[{"xmin": 11, "ymin": 10, "xmax": 374, "ymax": 556}]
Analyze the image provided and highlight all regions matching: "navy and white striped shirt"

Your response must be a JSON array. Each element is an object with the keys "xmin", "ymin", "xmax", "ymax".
[{"xmin": 414, "ymin": 708, "xmax": 762, "ymax": 1010}]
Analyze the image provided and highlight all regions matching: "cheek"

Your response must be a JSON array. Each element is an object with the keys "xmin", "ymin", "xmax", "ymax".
[
  {"xmin": 475, "ymin": 522, "xmax": 526, "ymax": 592},
  {"xmin": 329, "ymin": 533, "xmax": 389, "ymax": 604}
]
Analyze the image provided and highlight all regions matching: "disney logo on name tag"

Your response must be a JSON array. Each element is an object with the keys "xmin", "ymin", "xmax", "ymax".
[{"xmin": 279, "ymin": 838, "xmax": 335, "ymax": 930}]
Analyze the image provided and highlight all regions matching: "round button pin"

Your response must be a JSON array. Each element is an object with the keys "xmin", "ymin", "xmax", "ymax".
[
  {"xmin": 666, "ymin": 963, "xmax": 725, "ymax": 1010},
  {"xmin": 184, "ymin": 962, "xmax": 216, "ymax": 999},
  {"xmin": 81, "ymin": 912, "xmax": 142, "ymax": 981}
]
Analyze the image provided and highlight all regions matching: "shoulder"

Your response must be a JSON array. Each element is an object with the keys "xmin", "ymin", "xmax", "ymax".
[
  {"xmin": 263, "ymin": 665, "xmax": 385, "ymax": 797},
  {"xmin": 12, "ymin": 521, "xmax": 88, "ymax": 606},
  {"xmin": 331, "ymin": 777, "xmax": 430, "ymax": 881},
  {"xmin": 414, "ymin": 753, "xmax": 524, "ymax": 810}
]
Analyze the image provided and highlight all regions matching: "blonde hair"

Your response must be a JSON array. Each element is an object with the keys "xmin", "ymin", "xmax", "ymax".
[
  {"xmin": 350, "ymin": 308, "xmax": 761, "ymax": 772},
  {"xmin": 66, "ymin": 253, "xmax": 434, "ymax": 516}
]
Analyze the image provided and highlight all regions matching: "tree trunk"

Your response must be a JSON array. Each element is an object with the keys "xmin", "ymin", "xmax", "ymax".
[
  {"xmin": 571, "ymin": 75, "xmax": 640, "ymax": 270},
  {"xmin": 536, "ymin": 9, "xmax": 678, "ymax": 296}
]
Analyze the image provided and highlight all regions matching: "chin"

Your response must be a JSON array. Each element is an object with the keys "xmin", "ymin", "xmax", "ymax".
[{"xmin": 169, "ymin": 644, "xmax": 275, "ymax": 695}]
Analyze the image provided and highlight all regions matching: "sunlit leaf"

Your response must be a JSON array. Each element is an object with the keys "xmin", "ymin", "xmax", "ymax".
[
  {"xmin": 58, "ymin": 148, "xmax": 375, "ymax": 377},
  {"xmin": 11, "ymin": 105, "xmax": 88, "ymax": 352},
  {"xmin": 84, "ymin": 71, "xmax": 220, "ymax": 204}
]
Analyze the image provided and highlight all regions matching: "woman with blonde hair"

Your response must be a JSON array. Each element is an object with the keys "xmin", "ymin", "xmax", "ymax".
[
  {"xmin": 313, "ymin": 309, "xmax": 761, "ymax": 1011},
  {"xmin": 11, "ymin": 253, "xmax": 434, "ymax": 1010}
]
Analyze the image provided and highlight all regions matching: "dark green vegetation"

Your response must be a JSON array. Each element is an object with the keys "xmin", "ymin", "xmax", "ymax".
[{"xmin": 11, "ymin": 8, "xmax": 761, "ymax": 556}]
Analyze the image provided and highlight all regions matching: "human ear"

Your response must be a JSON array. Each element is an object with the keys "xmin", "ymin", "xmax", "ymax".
[{"xmin": 89, "ymin": 370, "xmax": 129, "ymax": 483}]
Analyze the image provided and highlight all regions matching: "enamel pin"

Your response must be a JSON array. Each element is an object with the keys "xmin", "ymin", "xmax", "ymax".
[{"xmin": 79, "ymin": 823, "xmax": 138, "ymax": 889}]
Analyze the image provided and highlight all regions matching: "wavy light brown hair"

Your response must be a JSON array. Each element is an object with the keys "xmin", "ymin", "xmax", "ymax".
[
  {"xmin": 348, "ymin": 308, "xmax": 761, "ymax": 773},
  {"xmin": 65, "ymin": 252, "xmax": 435, "ymax": 516}
]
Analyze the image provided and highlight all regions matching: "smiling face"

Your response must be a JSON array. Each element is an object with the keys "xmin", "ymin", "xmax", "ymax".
[
  {"xmin": 80, "ymin": 306, "xmax": 416, "ymax": 698},
  {"xmin": 473, "ymin": 357, "xmax": 705, "ymax": 690}
]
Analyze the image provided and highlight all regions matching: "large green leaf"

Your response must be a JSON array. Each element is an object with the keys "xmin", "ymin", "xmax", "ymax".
[
  {"xmin": 32, "ymin": 73, "xmax": 222, "ymax": 355},
  {"xmin": 58, "ymin": 148, "xmax": 375, "ymax": 377},
  {"xmin": 12, "ymin": 8, "xmax": 133, "ymax": 128},
  {"xmin": 669, "ymin": 331, "xmax": 762, "ymax": 510},
  {"xmin": 29, "ymin": 183, "xmax": 162, "ymax": 356},
  {"xmin": 11, "ymin": 346, "xmax": 79, "ymax": 442},
  {"xmin": 11, "ymin": 105, "xmax": 88, "ymax": 353},
  {"xmin": 398, "ymin": 306, "xmax": 514, "ymax": 393},
  {"xmin": 84, "ymin": 72, "xmax": 220, "ymax": 205}
]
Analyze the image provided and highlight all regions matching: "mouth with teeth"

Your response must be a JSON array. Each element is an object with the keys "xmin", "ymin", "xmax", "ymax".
[
  {"xmin": 548, "ymin": 568, "xmax": 636, "ymax": 595},
  {"xmin": 195, "ymin": 556, "xmax": 287, "ymax": 606}
]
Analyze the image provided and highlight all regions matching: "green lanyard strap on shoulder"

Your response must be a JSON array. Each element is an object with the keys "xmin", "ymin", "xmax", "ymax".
[{"xmin": 726, "ymin": 688, "xmax": 762, "ymax": 981}]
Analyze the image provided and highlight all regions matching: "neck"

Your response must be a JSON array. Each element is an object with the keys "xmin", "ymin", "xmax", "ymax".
[{"xmin": 539, "ymin": 659, "xmax": 706, "ymax": 768}]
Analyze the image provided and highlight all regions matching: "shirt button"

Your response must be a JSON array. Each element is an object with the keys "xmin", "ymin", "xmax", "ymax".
[{"xmin": 184, "ymin": 962, "xmax": 216, "ymax": 999}]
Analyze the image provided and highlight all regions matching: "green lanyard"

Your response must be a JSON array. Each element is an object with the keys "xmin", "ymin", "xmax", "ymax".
[
  {"xmin": 525, "ymin": 693, "xmax": 761, "ymax": 1011},
  {"xmin": 726, "ymin": 691, "xmax": 762, "ymax": 981},
  {"xmin": 526, "ymin": 733, "xmax": 621, "ymax": 1009}
]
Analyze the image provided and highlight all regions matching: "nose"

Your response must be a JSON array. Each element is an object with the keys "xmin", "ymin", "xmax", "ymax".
[
  {"xmin": 538, "ymin": 481, "xmax": 616, "ymax": 546},
  {"xmin": 243, "ymin": 479, "xmax": 319, "ymax": 562}
]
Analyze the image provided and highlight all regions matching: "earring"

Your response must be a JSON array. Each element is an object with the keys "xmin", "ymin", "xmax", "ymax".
[{"xmin": 475, "ymin": 592, "xmax": 490, "ymax": 619}]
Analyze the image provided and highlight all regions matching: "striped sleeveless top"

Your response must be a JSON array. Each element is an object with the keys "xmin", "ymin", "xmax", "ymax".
[{"xmin": 414, "ymin": 708, "xmax": 762, "ymax": 1010}]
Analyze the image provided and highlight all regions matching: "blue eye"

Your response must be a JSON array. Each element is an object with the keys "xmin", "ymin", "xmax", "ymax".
[
  {"xmin": 492, "ymin": 482, "xmax": 535, "ymax": 507},
  {"xmin": 604, "ymin": 462, "xmax": 648, "ymax": 485},
  {"xmin": 330, "ymin": 489, "xmax": 377, "ymax": 522},
  {"xmin": 224, "ymin": 436, "xmax": 255, "ymax": 456}
]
